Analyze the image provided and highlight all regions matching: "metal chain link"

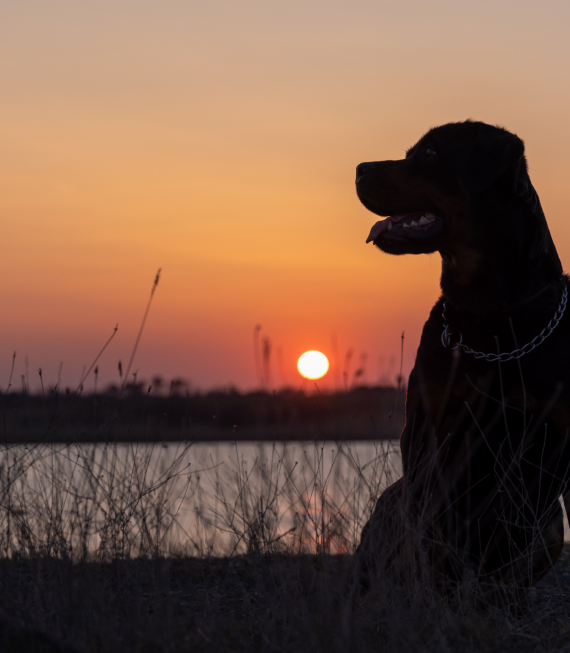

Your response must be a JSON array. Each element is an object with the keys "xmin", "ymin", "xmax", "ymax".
[{"xmin": 441, "ymin": 285, "xmax": 568, "ymax": 362}]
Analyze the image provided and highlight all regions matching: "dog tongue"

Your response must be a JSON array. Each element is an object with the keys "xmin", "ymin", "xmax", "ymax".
[
  {"xmin": 366, "ymin": 213, "xmax": 414, "ymax": 243},
  {"xmin": 366, "ymin": 220, "xmax": 389, "ymax": 243}
]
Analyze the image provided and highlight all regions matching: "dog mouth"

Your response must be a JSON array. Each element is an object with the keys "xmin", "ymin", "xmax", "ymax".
[{"xmin": 366, "ymin": 211, "xmax": 441, "ymax": 243}]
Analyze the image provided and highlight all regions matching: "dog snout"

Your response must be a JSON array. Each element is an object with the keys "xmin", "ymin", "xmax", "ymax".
[{"xmin": 356, "ymin": 162, "xmax": 377, "ymax": 183}]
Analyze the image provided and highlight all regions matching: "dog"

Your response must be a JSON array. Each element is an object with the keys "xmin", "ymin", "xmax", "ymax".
[{"xmin": 353, "ymin": 120, "xmax": 570, "ymax": 600}]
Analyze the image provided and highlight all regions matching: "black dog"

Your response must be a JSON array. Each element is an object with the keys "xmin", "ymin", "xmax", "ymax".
[{"xmin": 354, "ymin": 120, "xmax": 570, "ymax": 597}]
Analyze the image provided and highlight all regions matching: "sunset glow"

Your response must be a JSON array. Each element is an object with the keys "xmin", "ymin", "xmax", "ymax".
[{"xmin": 297, "ymin": 351, "xmax": 329, "ymax": 380}]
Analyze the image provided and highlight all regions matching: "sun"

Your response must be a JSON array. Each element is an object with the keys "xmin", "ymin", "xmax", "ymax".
[{"xmin": 297, "ymin": 351, "xmax": 329, "ymax": 380}]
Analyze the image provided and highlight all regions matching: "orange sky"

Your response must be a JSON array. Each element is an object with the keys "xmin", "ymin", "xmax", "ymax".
[{"xmin": 2, "ymin": 1, "xmax": 570, "ymax": 391}]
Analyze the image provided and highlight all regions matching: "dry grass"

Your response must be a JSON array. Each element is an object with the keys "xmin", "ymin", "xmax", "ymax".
[{"xmin": 0, "ymin": 435, "xmax": 566, "ymax": 653}]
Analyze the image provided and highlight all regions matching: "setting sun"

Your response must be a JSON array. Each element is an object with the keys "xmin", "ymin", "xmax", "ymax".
[{"xmin": 297, "ymin": 351, "xmax": 329, "ymax": 380}]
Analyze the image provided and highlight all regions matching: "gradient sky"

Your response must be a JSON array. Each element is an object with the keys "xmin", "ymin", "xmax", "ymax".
[{"xmin": 2, "ymin": 0, "xmax": 570, "ymax": 391}]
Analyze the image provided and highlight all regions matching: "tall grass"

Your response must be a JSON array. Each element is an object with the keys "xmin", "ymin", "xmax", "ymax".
[
  {"xmin": 0, "ymin": 439, "xmax": 399, "ymax": 560},
  {"xmin": 0, "ymin": 435, "xmax": 567, "ymax": 652},
  {"xmin": 0, "ymin": 438, "xmax": 399, "ymax": 651}
]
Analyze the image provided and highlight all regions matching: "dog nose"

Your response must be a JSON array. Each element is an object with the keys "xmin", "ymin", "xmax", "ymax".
[{"xmin": 356, "ymin": 162, "xmax": 376, "ymax": 182}]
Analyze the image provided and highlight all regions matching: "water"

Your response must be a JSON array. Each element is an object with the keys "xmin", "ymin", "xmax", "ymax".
[{"xmin": 0, "ymin": 440, "xmax": 402, "ymax": 557}]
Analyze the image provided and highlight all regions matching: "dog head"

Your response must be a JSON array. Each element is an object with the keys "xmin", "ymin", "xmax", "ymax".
[{"xmin": 356, "ymin": 121, "xmax": 561, "ymax": 280}]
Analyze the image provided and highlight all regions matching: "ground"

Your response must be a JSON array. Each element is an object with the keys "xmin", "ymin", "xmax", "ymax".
[{"xmin": 1, "ymin": 546, "xmax": 570, "ymax": 652}]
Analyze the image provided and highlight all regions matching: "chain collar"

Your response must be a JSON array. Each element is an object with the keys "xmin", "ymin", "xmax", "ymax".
[{"xmin": 441, "ymin": 284, "xmax": 568, "ymax": 362}]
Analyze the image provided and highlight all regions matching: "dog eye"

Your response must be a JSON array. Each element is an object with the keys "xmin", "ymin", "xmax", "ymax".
[{"xmin": 426, "ymin": 148, "xmax": 436, "ymax": 158}]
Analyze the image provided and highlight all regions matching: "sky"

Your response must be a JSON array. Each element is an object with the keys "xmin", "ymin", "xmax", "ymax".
[{"xmin": 2, "ymin": 0, "xmax": 570, "ymax": 392}]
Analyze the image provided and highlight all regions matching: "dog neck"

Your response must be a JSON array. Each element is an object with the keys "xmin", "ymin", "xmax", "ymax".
[{"xmin": 439, "ymin": 251, "xmax": 560, "ymax": 316}]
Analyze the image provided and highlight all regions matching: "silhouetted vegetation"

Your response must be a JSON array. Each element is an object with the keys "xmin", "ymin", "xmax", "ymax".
[
  {"xmin": 0, "ymin": 435, "xmax": 567, "ymax": 652},
  {"xmin": 0, "ymin": 385, "xmax": 405, "ymax": 442}
]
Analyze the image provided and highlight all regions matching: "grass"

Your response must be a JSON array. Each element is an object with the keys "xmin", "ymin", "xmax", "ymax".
[{"xmin": 0, "ymin": 427, "xmax": 567, "ymax": 652}]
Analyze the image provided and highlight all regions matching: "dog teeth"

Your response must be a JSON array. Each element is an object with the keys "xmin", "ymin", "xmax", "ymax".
[
  {"xmin": 410, "ymin": 220, "xmax": 418, "ymax": 227},
  {"xmin": 387, "ymin": 221, "xmax": 393, "ymax": 231},
  {"xmin": 403, "ymin": 223, "xmax": 409, "ymax": 229},
  {"xmin": 419, "ymin": 217, "xmax": 429, "ymax": 225},
  {"xmin": 424, "ymin": 212, "xmax": 435, "ymax": 219}
]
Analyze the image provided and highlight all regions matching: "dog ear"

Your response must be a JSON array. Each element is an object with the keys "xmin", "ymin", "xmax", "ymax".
[
  {"xmin": 511, "ymin": 141, "xmax": 563, "ymax": 272},
  {"xmin": 516, "ymin": 162, "xmax": 563, "ymax": 271},
  {"xmin": 461, "ymin": 125, "xmax": 526, "ymax": 193}
]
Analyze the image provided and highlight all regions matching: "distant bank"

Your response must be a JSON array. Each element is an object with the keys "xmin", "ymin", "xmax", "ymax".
[{"xmin": 0, "ymin": 386, "xmax": 405, "ymax": 443}]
